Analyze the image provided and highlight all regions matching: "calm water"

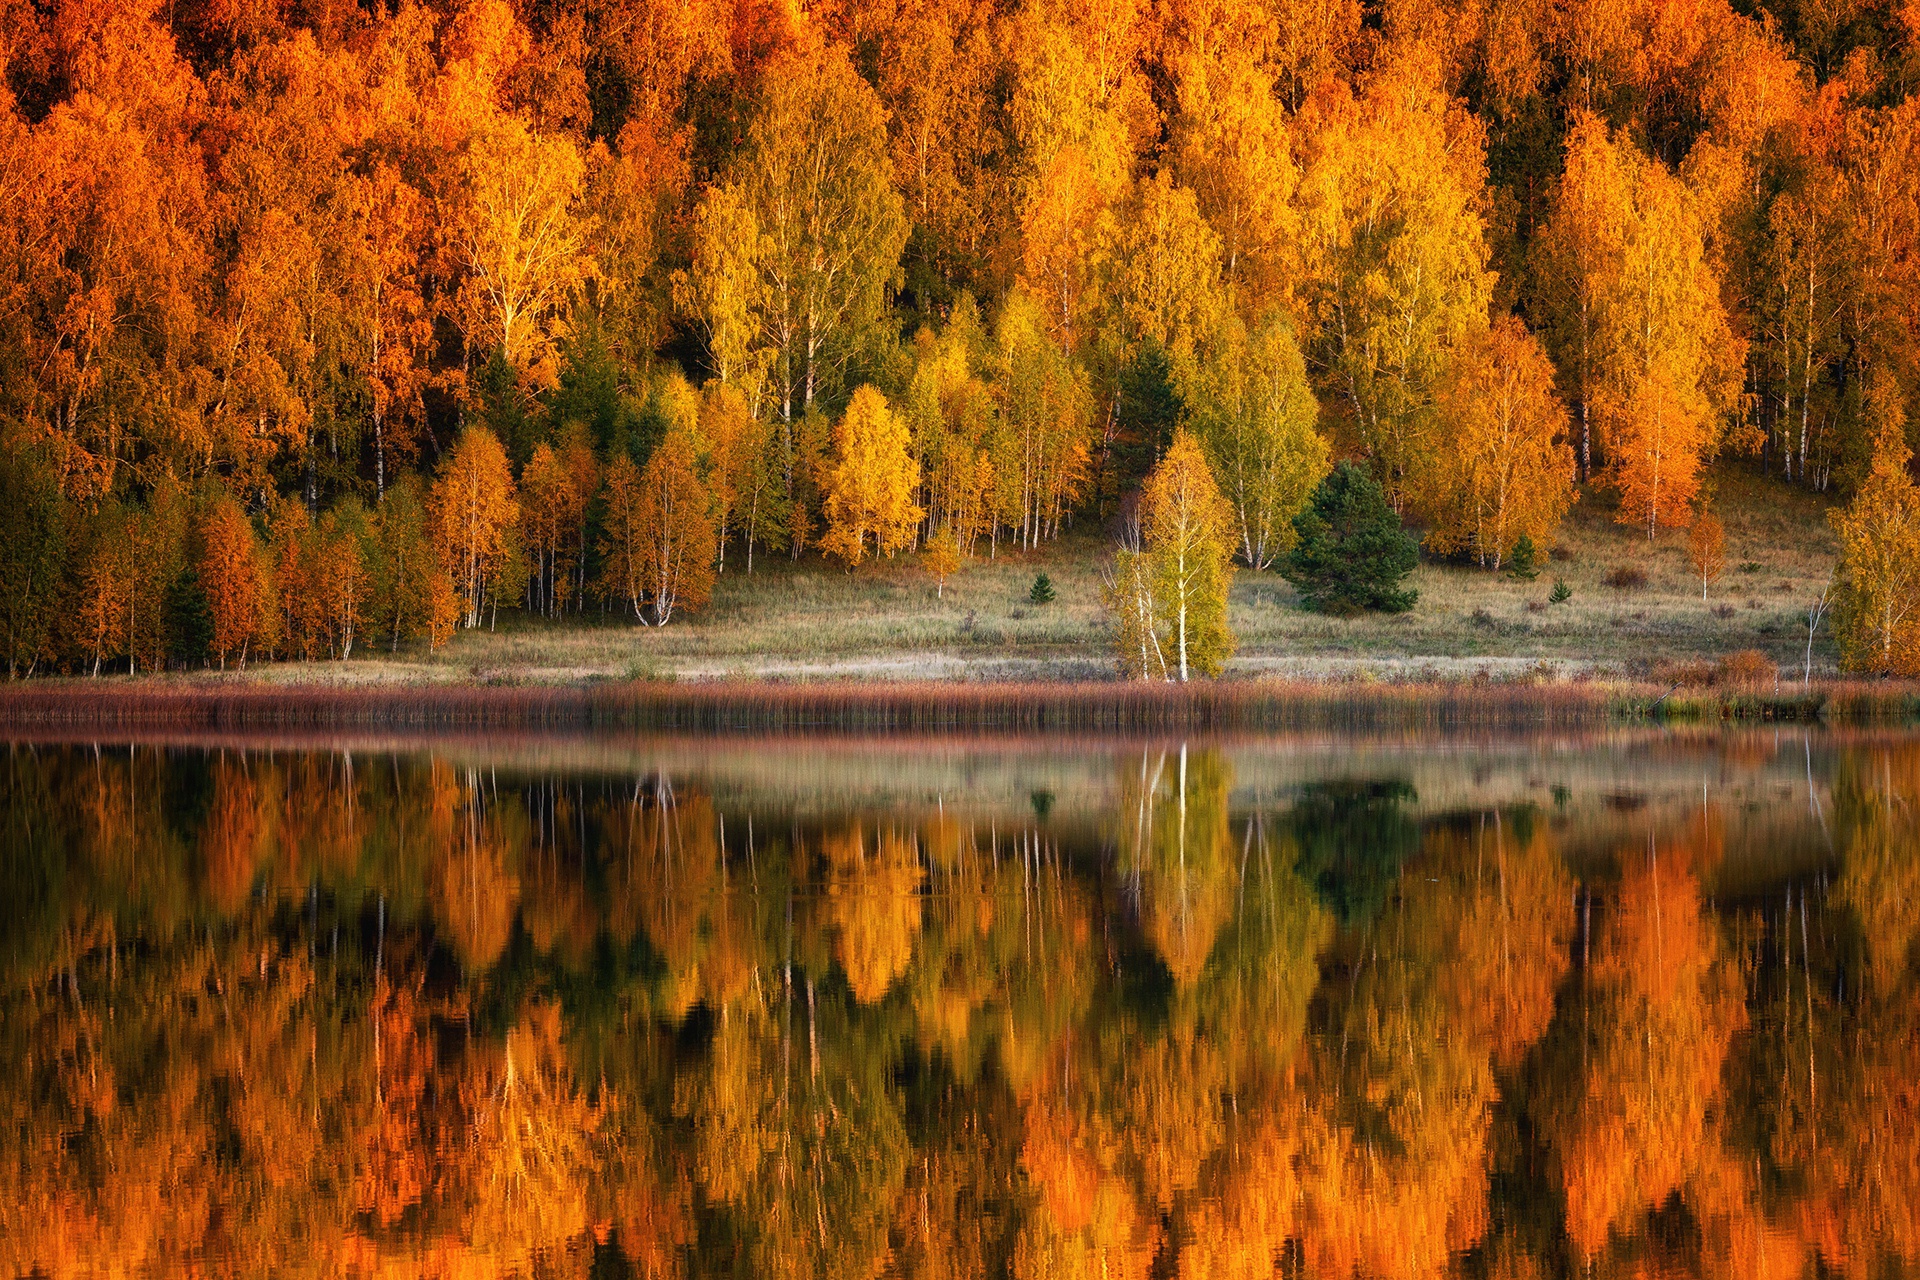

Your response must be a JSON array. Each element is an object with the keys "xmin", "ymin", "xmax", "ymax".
[{"xmin": 1, "ymin": 729, "xmax": 1915, "ymax": 1279}]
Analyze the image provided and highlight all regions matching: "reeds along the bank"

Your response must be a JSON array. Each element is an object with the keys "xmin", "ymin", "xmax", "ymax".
[
  {"xmin": 0, "ymin": 677, "xmax": 1914, "ymax": 736},
  {"xmin": 0, "ymin": 678, "xmax": 1627, "ymax": 735}
]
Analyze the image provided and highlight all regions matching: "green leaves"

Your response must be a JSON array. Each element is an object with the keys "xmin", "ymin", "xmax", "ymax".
[{"xmin": 1281, "ymin": 461, "xmax": 1419, "ymax": 614}]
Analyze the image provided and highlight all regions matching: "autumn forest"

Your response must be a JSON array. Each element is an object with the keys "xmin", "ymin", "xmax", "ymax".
[{"xmin": 6, "ymin": 0, "xmax": 1920, "ymax": 677}]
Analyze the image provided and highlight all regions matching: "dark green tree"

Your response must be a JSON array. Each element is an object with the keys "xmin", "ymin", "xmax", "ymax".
[
  {"xmin": 1029, "ymin": 573, "xmax": 1055, "ymax": 604},
  {"xmin": 1506, "ymin": 532, "xmax": 1541, "ymax": 581},
  {"xmin": 0, "ymin": 438, "xmax": 69, "ymax": 677},
  {"xmin": 164, "ymin": 568, "xmax": 214, "ymax": 668},
  {"xmin": 1280, "ymin": 462, "xmax": 1420, "ymax": 614},
  {"xmin": 1106, "ymin": 339, "xmax": 1186, "ymax": 501}
]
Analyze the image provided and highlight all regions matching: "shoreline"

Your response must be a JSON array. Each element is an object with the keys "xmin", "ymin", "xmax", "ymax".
[{"xmin": 1, "ymin": 674, "xmax": 1914, "ymax": 734}]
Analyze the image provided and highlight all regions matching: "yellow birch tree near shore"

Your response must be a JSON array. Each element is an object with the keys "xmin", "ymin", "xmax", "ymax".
[{"xmin": 1110, "ymin": 431, "xmax": 1236, "ymax": 681}]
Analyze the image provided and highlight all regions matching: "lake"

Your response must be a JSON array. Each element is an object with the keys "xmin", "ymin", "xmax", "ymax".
[{"xmin": 1, "ymin": 728, "xmax": 1914, "ymax": 1278}]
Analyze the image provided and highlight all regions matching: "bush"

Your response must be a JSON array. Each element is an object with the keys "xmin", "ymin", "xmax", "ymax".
[
  {"xmin": 1603, "ymin": 565, "xmax": 1648, "ymax": 589},
  {"xmin": 1281, "ymin": 462, "xmax": 1419, "ymax": 614},
  {"xmin": 1655, "ymin": 659, "xmax": 1718, "ymax": 687},
  {"xmin": 1717, "ymin": 649, "xmax": 1777, "ymax": 687},
  {"xmin": 1029, "ymin": 572, "xmax": 1055, "ymax": 605},
  {"xmin": 1549, "ymin": 579, "xmax": 1572, "ymax": 603}
]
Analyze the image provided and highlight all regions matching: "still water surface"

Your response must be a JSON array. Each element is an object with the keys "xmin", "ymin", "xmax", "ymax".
[{"xmin": 1, "ymin": 729, "xmax": 1915, "ymax": 1278}]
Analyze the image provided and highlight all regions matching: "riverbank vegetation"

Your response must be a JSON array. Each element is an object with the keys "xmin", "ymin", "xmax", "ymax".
[
  {"xmin": 6, "ymin": 0, "xmax": 1920, "ymax": 680},
  {"xmin": 5, "ymin": 671, "xmax": 1920, "ymax": 734}
]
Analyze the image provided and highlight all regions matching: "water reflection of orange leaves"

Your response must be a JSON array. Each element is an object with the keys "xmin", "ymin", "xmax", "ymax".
[
  {"xmin": 607, "ymin": 1163, "xmax": 694, "ymax": 1280},
  {"xmin": 1119, "ymin": 747, "xmax": 1236, "ymax": 988},
  {"xmin": 1172, "ymin": 1101, "xmax": 1307, "ymax": 1280},
  {"xmin": 1124, "ymin": 1025, "xmax": 1226, "ymax": 1209},
  {"xmin": 1544, "ymin": 823, "xmax": 1748, "ymax": 1261},
  {"xmin": 821, "ymin": 825, "xmax": 925, "ymax": 1005},
  {"xmin": 463, "ymin": 999, "xmax": 602, "ymax": 1267},
  {"xmin": 429, "ymin": 765, "xmax": 522, "ymax": 971},
  {"xmin": 675, "ymin": 1006, "xmax": 779, "ymax": 1210},
  {"xmin": 356, "ymin": 975, "xmax": 436, "ymax": 1228},
  {"xmin": 520, "ymin": 856, "xmax": 596, "ymax": 969},
  {"xmin": 604, "ymin": 788, "xmax": 760, "ymax": 1016},
  {"xmin": 219, "ymin": 951, "xmax": 325, "ymax": 1194},
  {"xmin": 202, "ymin": 754, "xmax": 268, "ymax": 911},
  {"xmin": 1296, "ymin": 860, "xmax": 1516, "ymax": 1279},
  {"xmin": 1425, "ymin": 818, "xmax": 1574, "ymax": 1068},
  {"xmin": 1772, "ymin": 978, "xmax": 1920, "ymax": 1274},
  {"xmin": 1679, "ymin": 1147, "xmax": 1818, "ymax": 1280},
  {"xmin": 1835, "ymin": 744, "xmax": 1920, "ymax": 994},
  {"xmin": 1296, "ymin": 1086, "xmax": 1491, "ymax": 1280},
  {"xmin": 1015, "ymin": 1094, "xmax": 1157, "ymax": 1280},
  {"xmin": 277, "ymin": 752, "xmax": 366, "ymax": 881}
]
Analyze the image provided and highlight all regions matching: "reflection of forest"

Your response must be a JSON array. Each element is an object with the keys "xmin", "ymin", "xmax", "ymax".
[{"xmin": 0, "ymin": 739, "xmax": 1914, "ymax": 1278}]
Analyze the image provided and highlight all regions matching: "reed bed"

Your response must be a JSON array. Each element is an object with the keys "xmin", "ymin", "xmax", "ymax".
[
  {"xmin": 2, "ymin": 675, "xmax": 1911, "ymax": 735},
  {"xmin": 0, "ymin": 671, "xmax": 1912, "ymax": 729}
]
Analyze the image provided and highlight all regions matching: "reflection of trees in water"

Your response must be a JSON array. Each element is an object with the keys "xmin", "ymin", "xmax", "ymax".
[
  {"xmin": 0, "ymin": 743, "xmax": 1915, "ymax": 1277},
  {"xmin": 1532, "ymin": 816, "xmax": 1749, "ymax": 1262}
]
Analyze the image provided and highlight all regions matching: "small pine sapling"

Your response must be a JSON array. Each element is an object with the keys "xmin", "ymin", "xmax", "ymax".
[{"xmin": 1029, "ymin": 572, "xmax": 1056, "ymax": 605}]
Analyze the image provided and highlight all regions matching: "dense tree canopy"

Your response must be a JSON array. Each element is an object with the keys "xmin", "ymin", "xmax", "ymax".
[{"xmin": 0, "ymin": 0, "xmax": 1916, "ymax": 672}]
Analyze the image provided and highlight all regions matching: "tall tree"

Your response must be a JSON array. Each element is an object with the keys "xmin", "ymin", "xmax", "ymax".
[
  {"xmin": 1170, "ymin": 46, "xmax": 1299, "ymax": 320},
  {"xmin": 1294, "ymin": 56, "xmax": 1495, "ymax": 509},
  {"xmin": 732, "ymin": 42, "xmax": 910, "ymax": 425},
  {"xmin": 1423, "ymin": 316, "xmax": 1576, "ymax": 569},
  {"xmin": 1831, "ymin": 380, "xmax": 1920, "ymax": 675},
  {"xmin": 0, "ymin": 438, "xmax": 69, "ymax": 676},
  {"xmin": 1190, "ymin": 310, "xmax": 1330, "ymax": 570},
  {"xmin": 457, "ymin": 117, "xmax": 590, "ymax": 392},
  {"xmin": 197, "ymin": 489, "xmax": 264, "ymax": 668},
  {"xmin": 598, "ymin": 453, "xmax": 646, "ymax": 618},
  {"xmin": 430, "ymin": 426, "xmax": 520, "ymax": 629},
  {"xmin": 993, "ymin": 291, "xmax": 1096, "ymax": 549},
  {"xmin": 1092, "ymin": 171, "xmax": 1229, "ymax": 387},
  {"xmin": 675, "ymin": 183, "xmax": 766, "ymax": 392},
  {"xmin": 633, "ymin": 418, "xmax": 717, "ymax": 625},
  {"xmin": 820, "ymin": 386, "xmax": 924, "ymax": 567},
  {"xmin": 1139, "ymin": 430, "xmax": 1237, "ymax": 681},
  {"xmin": 1534, "ymin": 113, "xmax": 1743, "ymax": 536}
]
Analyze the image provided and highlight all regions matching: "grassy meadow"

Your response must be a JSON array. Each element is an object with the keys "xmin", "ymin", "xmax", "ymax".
[{"xmin": 165, "ymin": 462, "xmax": 1844, "ymax": 688}]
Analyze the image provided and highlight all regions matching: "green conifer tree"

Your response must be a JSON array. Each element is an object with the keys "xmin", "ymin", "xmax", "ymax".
[{"xmin": 1281, "ymin": 463, "xmax": 1420, "ymax": 614}]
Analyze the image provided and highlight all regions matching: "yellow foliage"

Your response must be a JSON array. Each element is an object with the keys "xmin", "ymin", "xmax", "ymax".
[
  {"xmin": 1425, "ymin": 315, "xmax": 1576, "ymax": 568},
  {"xmin": 820, "ymin": 386, "xmax": 924, "ymax": 567}
]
